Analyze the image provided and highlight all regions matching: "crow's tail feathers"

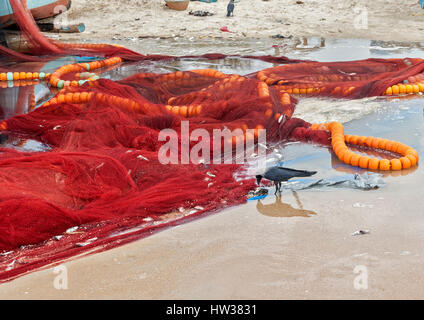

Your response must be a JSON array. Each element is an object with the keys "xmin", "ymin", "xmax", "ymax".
[{"xmin": 278, "ymin": 167, "xmax": 317, "ymax": 177}]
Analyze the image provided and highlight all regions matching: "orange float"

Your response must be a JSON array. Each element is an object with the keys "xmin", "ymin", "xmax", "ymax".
[{"xmin": 311, "ymin": 121, "xmax": 419, "ymax": 171}]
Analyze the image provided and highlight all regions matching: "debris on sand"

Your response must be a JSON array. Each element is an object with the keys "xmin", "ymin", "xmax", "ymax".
[
  {"xmin": 247, "ymin": 188, "xmax": 269, "ymax": 200},
  {"xmin": 352, "ymin": 230, "xmax": 371, "ymax": 236},
  {"xmin": 272, "ymin": 34, "xmax": 293, "ymax": 39},
  {"xmin": 189, "ymin": 10, "xmax": 214, "ymax": 17},
  {"xmin": 353, "ymin": 203, "xmax": 374, "ymax": 209}
]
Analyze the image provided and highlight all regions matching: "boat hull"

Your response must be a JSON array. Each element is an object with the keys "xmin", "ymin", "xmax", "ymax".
[
  {"xmin": 165, "ymin": 0, "xmax": 189, "ymax": 11},
  {"xmin": 0, "ymin": 0, "xmax": 71, "ymax": 27}
]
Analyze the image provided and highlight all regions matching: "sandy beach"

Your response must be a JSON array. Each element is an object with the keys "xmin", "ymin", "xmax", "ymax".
[
  {"xmin": 57, "ymin": 0, "xmax": 424, "ymax": 43},
  {"xmin": 1, "ymin": 172, "xmax": 424, "ymax": 299},
  {"xmin": 0, "ymin": 0, "xmax": 424, "ymax": 300}
]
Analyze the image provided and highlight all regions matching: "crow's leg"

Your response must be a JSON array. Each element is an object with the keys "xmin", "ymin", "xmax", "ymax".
[{"xmin": 274, "ymin": 182, "xmax": 282, "ymax": 195}]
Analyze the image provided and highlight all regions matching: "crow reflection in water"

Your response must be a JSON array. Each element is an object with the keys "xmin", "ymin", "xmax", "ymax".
[{"xmin": 256, "ymin": 191, "xmax": 316, "ymax": 218}]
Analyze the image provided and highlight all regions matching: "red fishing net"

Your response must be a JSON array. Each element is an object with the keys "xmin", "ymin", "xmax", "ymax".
[
  {"xmin": 0, "ymin": 0, "xmax": 421, "ymax": 281},
  {"xmin": 257, "ymin": 58, "xmax": 424, "ymax": 98}
]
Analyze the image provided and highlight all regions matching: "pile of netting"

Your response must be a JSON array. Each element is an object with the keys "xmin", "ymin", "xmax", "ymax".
[{"xmin": 0, "ymin": 0, "xmax": 420, "ymax": 281}]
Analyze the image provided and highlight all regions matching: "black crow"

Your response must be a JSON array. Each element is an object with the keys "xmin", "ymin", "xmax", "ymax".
[
  {"xmin": 256, "ymin": 166, "xmax": 317, "ymax": 195},
  {"xmin": 227, "ymin": 0, "xmax": 235, "ymax": 17}
]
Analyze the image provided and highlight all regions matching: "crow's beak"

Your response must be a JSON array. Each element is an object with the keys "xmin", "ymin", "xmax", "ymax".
[{"xmin": 256, "ymin": 175, "xmax": 263, "ymax": 186}]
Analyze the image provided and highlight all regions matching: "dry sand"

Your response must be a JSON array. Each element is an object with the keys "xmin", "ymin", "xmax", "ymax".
[
  {"xmin": 58, "ymin": 0, "xmax": 424, "ymax": 42},
  {"xmin": 1, "ymin": 0, "xmax": 424, "ymax": 300}
]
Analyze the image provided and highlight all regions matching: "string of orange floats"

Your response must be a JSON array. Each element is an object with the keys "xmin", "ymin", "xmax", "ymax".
[
  {"xmin": 311, "ymin": 122, "xmax": 419, "ymax": 171},
  {"xmin": 48, "ymin": 56, "xmax": 122, "ymax": 88},
  {"xmin": 0, "ymin": 56, "xmax": 123, "ymax": 88},
  {"xmin": 384, "ymin": 82, "xmax": 424, "ymax": 95},
  {"xmin": 257, "ymin": 66, "xmax": 424, "ymax": 96},
  {"xmin": 0, "ymin": 71, "xmax": 50, "ymax": 82}
]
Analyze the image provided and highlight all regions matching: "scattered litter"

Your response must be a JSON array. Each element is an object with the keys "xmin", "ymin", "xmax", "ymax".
[
  {"xmin": 220, "ymin": 26, "xmax": 233, "ymax": 33},
  {"xmin": 353, "ymin": 203, "xmax": 374, "ymax": 209},
  {"xmin": 54, "ymin": 236, "xmax": 63, "ymax": 241},
  {"xmin": 194, "ymin": 206, "xmax": 204, "ymax": 210},
  {"xmin": 178, "ymin": 207, "xmax": 185, "ymax": 213},
  {"xmin": 351, "ymin": 173, "xmax": 384, "ymax": 190},
  {"xmin": 137, "ymin": 155, "xmax": 149, "ymax": 161},
  {"xmin": 188, "ymin": 209, "xmax": 198, "ymax": 215},
  {"xmin": 271, "ymin": 34, "xmax": 292, "ymax": 39},
  {"xmin": 272, "ymin": 44, "xmax": 288, "ymax": 49},
  {"xmin": 189, "ymin": 10, "xmax": 214, "ymax": 17},
  {"xmin": 353, "ymin": 253, "xmax": 368, "ymax": 257},
  {"xmin": 6, "ymin": 260, "xmax": 15, "ymax": 271},
  {"xmin": 206, "ymin": 172, "xmax": 216, "ymax": 178},
  {"xmin": 66, "ymin": 226, "xmax": 79, "ymax": 234},
  {"xmin": 352, "ymin": 230, "xmax": 371, "ymax": 236},
  {"xmin": 0, "ymin": 251, "xmax": 13, "ymax": 256},
  {"xmin": 143, "ymin": 217, "xmax": 153, "ymax": 222},
  {"xmin": 258, "ymin": 143, "xmax": 268, "ymax": 150},
  {"xmin": 76, "ymin": 237, "xmax": 98, "ymax": 247},
  {"xmin": 247, "ymin": 188, "xmax": 269, "ymax": 200},
  {"xmin": 53, "ymin": 125, "xmax": 62, "ymax": 130},
  {"xmin": 280, "ymin": 173, "xmax": 385, "ymax": 192}
]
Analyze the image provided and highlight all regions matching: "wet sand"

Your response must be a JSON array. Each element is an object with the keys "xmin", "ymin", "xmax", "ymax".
[{"xmin": 1, "ymin": 179, "xmax": 424, "ymax": 299}]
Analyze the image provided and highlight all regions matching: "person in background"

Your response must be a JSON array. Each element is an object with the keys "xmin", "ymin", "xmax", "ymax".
[{"xmin": 227, "ymin": 0, "xmax": 235, "ymax": 17}]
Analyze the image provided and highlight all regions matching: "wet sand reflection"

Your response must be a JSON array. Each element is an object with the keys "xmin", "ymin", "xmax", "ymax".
[{"xmin": 256, "ymin": 191, "xmax": 317, "ymax": 218}]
